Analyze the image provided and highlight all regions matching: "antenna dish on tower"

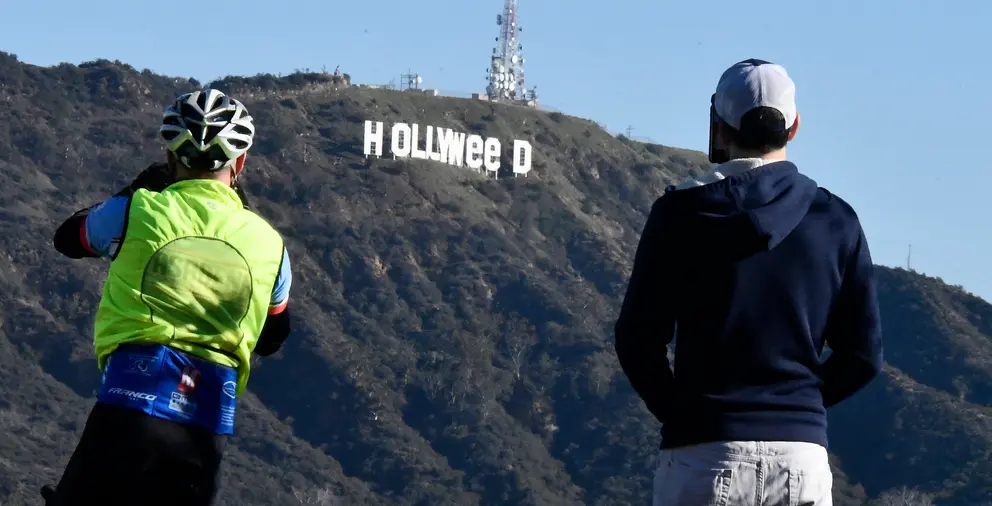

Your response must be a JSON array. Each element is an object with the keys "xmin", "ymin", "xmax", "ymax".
[{"xmin": 484, "ymin": 0, "xmax": 536, "ymax": 104}]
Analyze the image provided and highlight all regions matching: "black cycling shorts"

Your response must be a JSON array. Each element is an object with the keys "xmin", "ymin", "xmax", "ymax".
[{"xmin": 45, "ymin": 402, "xmax": 226, "ymax": 506}]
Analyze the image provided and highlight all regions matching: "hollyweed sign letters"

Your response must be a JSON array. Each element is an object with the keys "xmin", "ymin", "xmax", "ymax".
[{"xmin": 363, "ymin": 120, "xmax": 532, "ymax": 178}]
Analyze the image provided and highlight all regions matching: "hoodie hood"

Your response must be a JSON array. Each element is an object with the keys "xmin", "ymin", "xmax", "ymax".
[{"xmin": 666, "ymin": 159, "xmax": 818, "ymax": 252}]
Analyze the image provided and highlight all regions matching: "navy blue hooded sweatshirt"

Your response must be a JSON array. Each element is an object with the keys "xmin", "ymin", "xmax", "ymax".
[{"xmin": 614, "ymin": 160, "xmax": 883, "ymax": 449}]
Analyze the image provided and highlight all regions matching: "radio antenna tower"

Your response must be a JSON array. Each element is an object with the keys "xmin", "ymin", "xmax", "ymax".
[
  {"xmin": 400, "ymin": 69, "xmax": 422, "ymax": 91},
  {"xmin": 486, "ymin": 0, "xmax": 531, "ymax": 103}
]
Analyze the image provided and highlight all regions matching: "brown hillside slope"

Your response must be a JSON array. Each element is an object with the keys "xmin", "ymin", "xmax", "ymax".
[{"xmin": 0, "ymin": 53, "xmax": 990, "ymax": 505}]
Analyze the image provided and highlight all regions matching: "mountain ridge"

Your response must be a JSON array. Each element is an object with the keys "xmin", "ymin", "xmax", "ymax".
[{"xmin": 1, "ymin": 52, "xmax": 990, "ymax": 505}]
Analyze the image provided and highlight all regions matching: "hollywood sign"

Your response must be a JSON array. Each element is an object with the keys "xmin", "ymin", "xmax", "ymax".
[{"xmin": 363, "ymin": 120, "xmax": 532, "ymax": 177}]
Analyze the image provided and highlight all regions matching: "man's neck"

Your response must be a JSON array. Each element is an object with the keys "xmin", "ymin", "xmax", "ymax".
[
  {"xmin": 176, "ymin": 174, "xmax": 232, "ymax": 186},
  {"xmin": 732, "ymin": 147, "xmax": 787, "ymax": 162},
  {"xmin": 672, "ymin": 147, "xmax": 789, "ymax": 191}
]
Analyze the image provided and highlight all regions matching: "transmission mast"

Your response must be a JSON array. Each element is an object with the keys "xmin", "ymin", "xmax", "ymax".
[
  {"xmin": 486, "ymin": 0, "xmax": 532, "ymax": 103},
  {"xmin": 400, "ymin": 69, "xmax": 422, "ymax": 91}
]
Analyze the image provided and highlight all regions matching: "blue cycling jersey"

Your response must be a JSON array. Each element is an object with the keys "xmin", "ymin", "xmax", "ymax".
[{"xmin": 98, "ymin": 343, "xmax": 239, "ymax": 434}]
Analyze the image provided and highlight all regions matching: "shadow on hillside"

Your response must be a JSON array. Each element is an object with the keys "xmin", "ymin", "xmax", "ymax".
[
  {"xmin": 492, "ymin": 277, "xmax": 570, "ymax": 326},
  {"xmin": 40, "ymin": 354, "xmax": 99, "ymax": 400},
  {"xmin": 828, "ymin": 373, "xmax": 991, "ymax": 503},
  {"xmin": 547, "ymin": 374, "xmax": 652, "ymax": 499},
  {"xmin": 6, "ymin": 308, "xmax": 100, "ymax": 399},
  {"xmin": 401, "ymin": 384, "xmax": 528, "ymax": 504},
  {"xmin": 565, "ymin": 234, "xmax": 625, "ymax": 298},
  {"xmin": 247, "ymin": 331, "xmax": 404, "ymax": 495},
  {"xmin": 874, "ymin": 269, "xmax": 992, "ymax": 407}
]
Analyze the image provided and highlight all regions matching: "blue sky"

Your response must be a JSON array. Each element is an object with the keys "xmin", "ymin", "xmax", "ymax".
[{"xmin": 4, "ymin": 0, "xmax": 991, "ymax": 300}]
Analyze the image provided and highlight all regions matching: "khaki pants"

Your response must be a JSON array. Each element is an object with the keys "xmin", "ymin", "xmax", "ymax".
[{"xmin": 653, "ymin": 441, "xmax": 833, "ymax": 506}]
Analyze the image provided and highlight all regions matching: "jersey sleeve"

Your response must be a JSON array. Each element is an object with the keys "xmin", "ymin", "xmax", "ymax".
[
  {"xmin": 269, "ymin": 247, "xmax": 292, "ymax": 315},
  {"xmin": 82, "ymin": 196, "xmax": 129, "ymax": 257}
]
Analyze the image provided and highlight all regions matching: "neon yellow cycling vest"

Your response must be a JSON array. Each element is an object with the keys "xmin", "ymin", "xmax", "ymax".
[{"xmin": 92, "ymin": 179, "xmax": 285, "ymax": 395}]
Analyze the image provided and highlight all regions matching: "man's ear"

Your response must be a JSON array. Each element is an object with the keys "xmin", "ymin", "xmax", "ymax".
[{"xmin": 788, "ymin": 112, "xmax": 800, "ymax": 141}]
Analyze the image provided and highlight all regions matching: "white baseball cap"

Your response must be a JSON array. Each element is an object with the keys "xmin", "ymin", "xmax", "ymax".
[{"xmin": 713, "ymin": 59, "xmax": 797, "ymax": 131}]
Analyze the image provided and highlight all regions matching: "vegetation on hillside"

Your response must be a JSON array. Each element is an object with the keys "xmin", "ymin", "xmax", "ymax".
[{"xmin": 0, "ymin": 52, "xmax": 990, "ymax": 505}]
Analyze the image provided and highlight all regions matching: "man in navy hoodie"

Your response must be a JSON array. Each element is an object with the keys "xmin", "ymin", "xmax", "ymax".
[{"xmin": 615, "ymin": 59, "xmax": 883, "ymax": 506}]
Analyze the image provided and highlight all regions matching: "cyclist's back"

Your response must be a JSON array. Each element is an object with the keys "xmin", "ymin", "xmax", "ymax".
[{"xmin": 46, "ymin": 89, "xmax": 293, "ymax": 506}]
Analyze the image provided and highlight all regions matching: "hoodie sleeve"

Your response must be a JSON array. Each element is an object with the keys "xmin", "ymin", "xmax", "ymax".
[
  {"xmin": 820, "ymin": 225, "xmax": 884, "ymax": 408},
  {"xmin": 614, "ymin": 195, "xmax": 677, "ymax": 424}
]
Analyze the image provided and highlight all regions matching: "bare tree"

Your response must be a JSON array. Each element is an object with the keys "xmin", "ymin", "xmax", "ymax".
[
  {"xmin": 869, "ymin": 486, "xmax": 936, "ymax": 506},
  {"xmin": 423, "ymin": 370, "xmax": 445, "ymax": 402},
  {"xmin": 421, "ymin": 351, "xmax": 446, "ymax": 402},
  {"xmin": 500, "ymin": 315, "xmax": 535, "ymax": 380},
  {"xmin": 586, "ymin": 351, "xmax": 615, "ymax": 398},
  {"xmin": 347, "ymin": 354, "xmax": 371, "ymax": 386},
  {"xmin": 293, "ymin": 486, "xmax": 339, "ymax": 505},
  {"xmin": 451, "ymin": 329, "xmax": 495, "ymax": 408},
  {"xmin": 477, "ymin": 396, "xmax": 498, "ymax": 422},
  {"xmin": 296, "ymin": 132, "xmax": 311, "ymax": 165}
]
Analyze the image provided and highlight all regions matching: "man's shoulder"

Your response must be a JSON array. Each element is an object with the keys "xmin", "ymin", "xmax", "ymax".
[
  {"xmin": 236, "ymin": 208, "xmax": 285, "ymax": 242},
  {"xmin": 806, "ymin": 187, "xmax": 865, "ymax": 253},
  {"xmin": 136, "ymin": 190, "xmax": 284, "ymax": 242},
  {"xmin": 811, "ymin": 186, "xmax": 861, "ymax": 223}
]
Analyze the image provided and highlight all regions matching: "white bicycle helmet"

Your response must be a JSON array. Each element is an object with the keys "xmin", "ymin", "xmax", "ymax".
[{"xmin": 159, "ymin": 89, "xmax": 255, "ymax": 171}]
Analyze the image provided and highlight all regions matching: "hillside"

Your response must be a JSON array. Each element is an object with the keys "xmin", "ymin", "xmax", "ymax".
[{"xmin": 1, "ymin": 52, "xmax": 991, "ymax": 505}]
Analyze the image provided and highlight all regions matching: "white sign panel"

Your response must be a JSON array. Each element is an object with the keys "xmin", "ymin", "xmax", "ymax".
[{"xmin": 363, "ymin": 120, "xmax": 532, "ymax": 178}]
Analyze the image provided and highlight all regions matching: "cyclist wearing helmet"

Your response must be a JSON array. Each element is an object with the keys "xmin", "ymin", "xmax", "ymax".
[{"xmin": 46, "ymin": 89, "xmax": 293, "ymax": 505}]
